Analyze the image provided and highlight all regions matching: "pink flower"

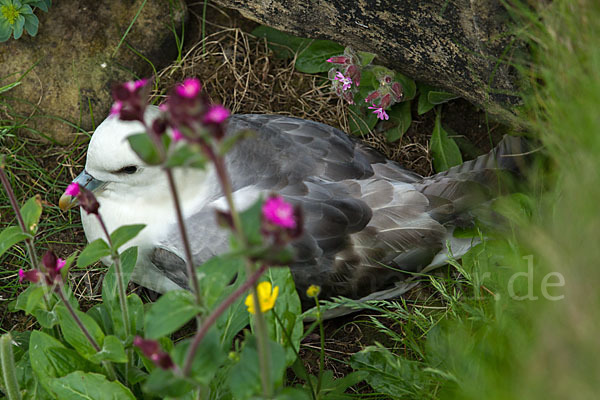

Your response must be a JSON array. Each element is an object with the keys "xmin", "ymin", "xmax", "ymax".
[
  {"xmin": 364, "ymin": 90, "xmax": 381, "ymax": 103},
  {"xmin": 134, "ymin": 336, "xmax": 175, "ymax": 370},
  {"xmin": 158, "ymin": 103, "xmax": 168, "ymax": 112},
  {"xmin": 65, "ymin": 182, "xmax": 80, "ymax": 197},
  {"xmin": 334, "ymin": 72, "xmax": 353, "ymax": 91},
  {"xmin": 326, "ymin": 56, "xmax": 348, "ymax": 64},
  {"xmin": 18, "ymin": 268, "xmax": 41, "ymax": 284},
  {"xmin": 262, "ymin": 196, "xmax": 296, "ymax": 229},
  {"xmin": 172, "ymin": 128, "xmax": 184, "ymax": 142},
  {"xmin": 175, "ymin": 78, "xmax": 202, "ymax": 99},
  {"xmin": 110, "ymin": 101, "xmax": 123, "ymax": 116},
  {"xmin": 204, "ymin": 104, "xmax": 230, "ymax": 124},
  {"xmin": 56, "ymin": 258, "xmax": 66, "ymax": 271},
  {"xmin": 368, "ymin": 103, "xmax": 389, "ymax": 120},
  {"xmin": 18, "ymin": 269, "xmax": 25, "ymax": 283}
]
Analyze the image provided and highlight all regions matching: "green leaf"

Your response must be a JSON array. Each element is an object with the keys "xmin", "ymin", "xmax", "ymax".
[
  {"xmin": 15, "ymin": 285, "xmax": 46, "ymax": 314},
  {"xmin": 126, "ymin": 133, "xmax": 163, "ymax": 165},
  {"xmin": 166, "ymin": 144, "xmax": 207, "ymax": 169},
  {"xmin": 417, "ymin": 84, "xmax": 436, "ymax": 115},
  {"xmin": 144, "ymin": 290, "xmax": 200, "ymax": 339},
  {"xmin": 238, "ymin": 198, "xmax": 264, "ymax": 247},
  {"xmin": 430, "ymin": 112, "xmax": 462, "ymax": 172},
  {"xmin": 251, "ymin": 25, "xmax": 311, "ymax": 59},
  {"xmin": 77, "ymin": 238, "xmax": 110, "ymax": 268},
  {"xmin": 29, "ymin": 331, "xmax": 94, "ymax": 392},
  {"xmin": 0, "ymin": 80, "xmax": 21, "ymax": 95},
  {"xmin": 0, "ymin": 19, "xmax": 12, "ymax": 42},
  {"xmin": 0, "ymin": 226, "xmax": 30, "ymax": 258},
  {"xmin": 33, "ymin": 308, "xmax": 59, "ymax": 329},
  {"xmin": 109, "ymin": 224, "xmax": 145, "ymax": 251},
  {"xmin": 295, "ymin": 40, "xmax": 345, "ymax": 73},
  {"xmin": 50, "ymin": 371, "xmax": 135, "ymax": 400},
  {"xmin": 263, "ymin": 268, "xmax": 303, "ymax": 365},
  {"xmin": 386, "ymin": 101, "xmax": 412, "ymax": 142},
  {"xmin": 56, "ymin": 305, "xmax": 105, "ymax": 360},
  {"xmin": 172, "ymin": 328, "xmax": 226, "ymax": 385},
  {"xmin": 20, "ymin": 195, "xmax": 43, "ymax": 235},
  {"xmin": 23, "ymin": 13, "xmax": 38, "ymax": 36},
  {"xmin": 89, "ymin": 335, "xmax": 127, "ymax": 364},
  {"xmin": 197, "ymin": 255, "xmax": 244, "ymax": 309},
  {"xmin": 13, "ymin": 15, "xmax": 24, "ymax": 40},
  {"xmin": 143, "ymin": 367, "xmax": 193, "ymax": 398},
  {"xmin": 228, "ymin": 335, "xmax": 287, "ymax": 398},
  {"xmin": 394, "ymin": 72, "xmax": 417, "ymax": 100},
  {"xmin": 428, "ymin": 90, "xmax": 459, "ymax": 105},
  {"xmin": 358, "ymin": 51, "xmax": 376, "ymax": 66}
]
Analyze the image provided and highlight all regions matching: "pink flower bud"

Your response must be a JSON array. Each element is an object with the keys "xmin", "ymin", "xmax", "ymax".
[
  {"xmin": 262, "ymin": 196, "xmax": 296, "ymax": 229},
  {"xmin": 18, "ymin": 268, "xmax": 41, "ymax": 284},
  {"xmin": 326, "ymin": 56, "xmax": 348, "ymax": 64},
  {"xmin": 175, "ymin": 78, "xmax": 202, "ymax": 99},
  {"xmin": 134, "ymin": 336, "xmax": 175, "ymax": 370},
  {"xmin": 172, "ymin": 128, "xmax": 185, "ymax": 142},
  {"xmin": 391, "ymin": 82, "xmax": 403, "ymax": 100},
  {"xmin": 364, "ymin": 90, "xmax": 381, "ymax": 103},
  {"xmin": 203, "ymin": 104, "xmax": 230, "ymax": 124},
  {"xmin": 65, "ymin": 182, "xmax": 80, "ymax": 197},
  {"xmin": 380, "ymin": 94, "xmax": 392, "ymax": 109}
]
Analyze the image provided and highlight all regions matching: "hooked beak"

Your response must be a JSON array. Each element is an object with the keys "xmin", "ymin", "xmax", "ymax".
[{"xmin": 59, "ymin": 170, "xmax": 107, "ymax": 211}]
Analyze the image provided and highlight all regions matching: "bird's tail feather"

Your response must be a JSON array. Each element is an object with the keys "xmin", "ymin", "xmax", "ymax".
[{"xmin": 415, "ymin": 135, "xmax": 532, "ymax": 221}]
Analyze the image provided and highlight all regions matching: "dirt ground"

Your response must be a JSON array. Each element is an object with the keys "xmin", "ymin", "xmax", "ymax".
[{"xmin": 0, "ymin": 1, "xmax": 507, "ymax": 386}]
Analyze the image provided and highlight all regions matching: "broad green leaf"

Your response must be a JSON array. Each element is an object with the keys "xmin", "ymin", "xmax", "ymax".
[
  {"xmin": 102, "ymin": 246, "xmax": 138, "ymax": 309},
  {"xmin": 172, "ymin": 328, "xmax": 226, "ymax": 386},
  {"xmin": 126, "ymin": 133, "xmax": 163, "ymax": 165},
  {"xmin": 87, "ymin": 303, "xmax": 114, "ymax": 335},
  {"xmin": 20, "ymin": 194, "xmax": 42, "ymax": 234},
  {"xmin": 251, "ymin": 26, "xmax": 311, "ymax": 59},
  {"xmin": 430, "ymin": 112, "xmax": 462, "ymax": 172},
  {"xmin": 428, "ymin": 90, "xmax": 459, "ymax": 105},
  {"xmin": 89, "ymin": 335, "xmax": 127, "ymax": 363},
  {"xmin": 50, "ymin": 371, "xmax": 135, "ymax": 400},
  {"xmin": 127, "ymin": 293, "xmax": 145, "ymax": 335},
  {"xmin": 33, "ymin": 308, "xmax": 59, "ymax": 329},
  {"xmin": 13, "ymin": 15, "xmax": 24, "ymax": 40},
  {"xmin": 29, "ymin": 331, "xmax": 94, "ymax": 392},
  {"xmin": 0, "ymin": 19, "xmax": 12, "ymax": 42},
  {"xmin": 77, "ymin": 238, "xmax": 110, "ymax": 268},
  {"xmin": 166, "ymin": 144, "xmax": 207, "ymax": 169},
  {"xmin": 417, "ymin": 83, "xmax": 436, "ymax": 115},
  {"xmin": 56, "ymin": 305, "xmax": 105, "ymax": 360},
  {"xmin": 238, "ymin": 198, "xmax": 264, "ymax": 247},
  {"xmin": 14, "ymin": 285, "xmax": 46, "ymax": 314},
  {"xmin": 109, "ymin": 224, "xmax": 145, "ymax": 251},
  {"xmin": 228, "ymin": 335, "xmax": 287, "ymax": 399},
  {"xmin": 144, "ymin": 290, "xmax": 200, "ymax": 339},
  {"xmin": 386, "ymin": 101, "xmax": 412, "ymax": 142},
  {"xmin": 143, "ymin": 367, "xmax": 193, "ymax": 398},
  {"xmin": 23, "ymin": 13, "xmax": 39, "ymax": 36},
  {"xmin": 197, "ymin": 255, "xmax": 244, "ymax": 309},
  {"xmin": 394, "ymin": 72, "xmax": 417, "ymax": 100},
  {"xmin": 0, "ymin": 226, "xmax": 30, "ymax": 258},
  {"xmin": 262, "ymin": 268, "xmax": 303, "ymax": 365},
  {"xmin": 295, "ymin": 40, "xmax": 345, "ymax": 73},
  {"xmin": 358, "ymin": 51, "xmax": 376, "ymax": 66}
]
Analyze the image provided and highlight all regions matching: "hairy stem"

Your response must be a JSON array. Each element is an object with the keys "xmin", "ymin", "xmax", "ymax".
[
  {"xmin": 0, "ymin": 334, "xmax": 21, "ymax": 400},
  {"xmin": 182, "ymin": 264, "xmax": 268, "ymax": 376},
  {"xmin": 315, "ymin": 298, "xmax": 325, "ymax": 395}
]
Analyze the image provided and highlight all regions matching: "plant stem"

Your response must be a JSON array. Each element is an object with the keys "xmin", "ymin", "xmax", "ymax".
[
  {"xmin": 315, "ymin": 298, "xmax": 325, "ymax": 395},
  {"xmin": 55, "ymin": 284, "xmax": 100, "ymax": 352},
  {"xmin": 95, "ymin": 214, "xmax": 131, "ymax": 339},
  {"xmin": 249, "ymin": 268, "xmax": 272, "ymax": 398},
  {"xmin": 0, "ymin": 162, "xmax": 39, "ymax": 270},
  {"xmin": 182, "ymin": 264, "xmax": 268, "ymax": 376},
  {"xmin": 0, "ymin": 334, "xmax": 22, "ymax": 400},
  {"xmin": 164, "ymin": 168, "xmax": 202, "ymax": 306}
]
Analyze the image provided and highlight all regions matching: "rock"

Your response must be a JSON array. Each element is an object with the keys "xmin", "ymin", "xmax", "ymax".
[
  {"xmin": 0, "ymin": 0, "xmax": 186, "ymax": 143},
  {"xmin": 211, "ymin": 0, "xmax": 524, "ymax": 127}
]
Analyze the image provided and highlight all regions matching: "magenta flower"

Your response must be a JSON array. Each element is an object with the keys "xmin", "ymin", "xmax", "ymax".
[
  {"xmin": 110, "ymin": 101, "xmax": 123, "ymax": 116},
  {"xmin": 56, "ymin": 258, "xmax": 66, "ymax": 271},
  {"xmin": 326, "ymin": 56, "xmax": 348, "ymax": 64},
  {"xmin": 65, "ymin": 182, "xmax": 80, "ymax": 197},
  {"xmin": 204, "ymin": 104, "xmax": 230, "ymax": 124},
  {"xmin": 172, "ymin": 128, "xmax": 185, "ymax": 142},
  {"xmin": 262, "ymin": 196, "xmax": 296, "ymax": 229},
  {"xmin": 368, "ymin": 103, "xmax": 389, "ymax": 120},
  {"xmin": 175, "ymin": 78, "xmax": 202, "ymax": 99},
  {"xmin": 134, "ymin": 336, "xmax": 175, "ymax": 370},
  {"xmin": 334, "ymin": 72, "xmax": 353, "ymax": 91},
  {"xmin": 18, "ymin": 268, "xmax": 41, "ymax": 284}
]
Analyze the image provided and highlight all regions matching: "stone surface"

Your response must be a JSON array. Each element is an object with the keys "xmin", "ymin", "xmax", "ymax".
[
  {"xmin": 211, "ymin": 0, "xmax": 524, "ymax": 127},
  {"xmin": 1, "ymin": 0, "xmax": 186, "ymax": 143}
]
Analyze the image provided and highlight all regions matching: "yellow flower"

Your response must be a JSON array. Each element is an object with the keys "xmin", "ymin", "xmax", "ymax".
[
  {"xmin": 245, "ymin": 281, "xmax": 279, "ymax": 314},
  {"xmin": 306, "ymin": 285, "xmax": 321, "ymax": 298}
]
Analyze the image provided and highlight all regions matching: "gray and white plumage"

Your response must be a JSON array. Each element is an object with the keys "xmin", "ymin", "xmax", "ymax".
[{"xmin": 64, "ymin": 106, "xmax": 527, "ymax": 308}]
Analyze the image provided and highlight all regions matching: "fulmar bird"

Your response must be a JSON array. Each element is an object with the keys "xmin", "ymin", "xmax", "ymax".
[{"xmin": 61, "ymin": 105, "xmax": 527, "ymax": 307}]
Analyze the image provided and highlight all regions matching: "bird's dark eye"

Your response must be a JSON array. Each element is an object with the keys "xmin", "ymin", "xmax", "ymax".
[{"xmin": 116, "ymin": 165, "xmax": 138, "ymax": 175}]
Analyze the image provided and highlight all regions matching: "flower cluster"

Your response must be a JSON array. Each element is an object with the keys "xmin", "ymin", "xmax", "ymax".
[
  {"xmin": 18, "ymin": 250, "xmax": 65, "ymax": 285},
  {"xmin": 110, "ymin": 79, "xmax": 152, "ymax": 122},
  {"xmin": 326, "ymin": 47, "xmax": 363, "ymax": 105},
  {"xmin": 327, "ymin": 47, "xmax": 405, "ymax": 121},
  {"xmin": 133, "ymin": 336, "xmax": 175, "ymax": 370},
  {"xmin": 261, "ymin": 194, "xmax": 302, "ymax": 246},
  {"xmin": 65, "ymin": 182, "xmax": 99, "ymax": 215}
]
